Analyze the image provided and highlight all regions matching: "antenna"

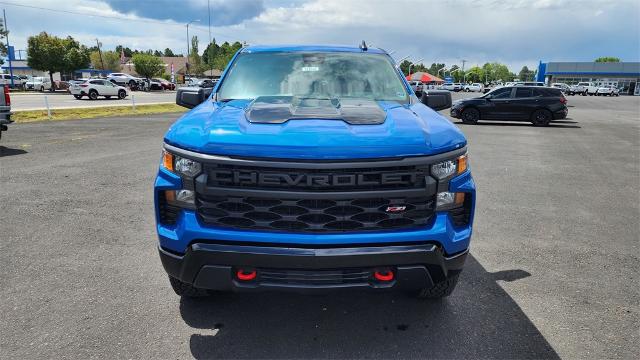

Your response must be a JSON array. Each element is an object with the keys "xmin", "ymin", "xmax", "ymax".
[{"xmin": 359, "ymin": 40, "xmax": 368, "ymax": 51}]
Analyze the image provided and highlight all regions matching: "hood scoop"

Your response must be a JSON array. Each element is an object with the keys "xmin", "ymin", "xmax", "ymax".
[{"xmin": 245, "ymin": 96, "xmax": 386, "ymax": 125}]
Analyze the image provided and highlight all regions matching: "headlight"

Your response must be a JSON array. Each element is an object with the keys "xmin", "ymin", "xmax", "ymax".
[
  {"xmin": 175, "ymin": 157, "xmax": 201, "ymax": 177},
  {"xmin": 162, "ymin": 150, "xmax": 202, "ymax": 177},
  {"xmin": 164, "ymin": 189, "xmax": 195, "ymax": 209},
  {"xmin": 430, "ymin": 154, "xmax": 468, "ymax": 179},
  {"xmin": 436, "ymin": 191, "xmax": 465, "ymax": 210}
]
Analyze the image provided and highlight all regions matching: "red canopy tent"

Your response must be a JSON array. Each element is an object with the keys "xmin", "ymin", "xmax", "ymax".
[{"xmin": 406, "ymin": 72, "xmax": 444, "ymax": 84}]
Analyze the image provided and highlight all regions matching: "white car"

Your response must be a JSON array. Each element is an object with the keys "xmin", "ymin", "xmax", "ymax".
[
  {"xmin": 107, "ymin": 73, "xmax": 142, "ymax": 87},
  {"xmin": 573, "ymin": 82, "xmax": 598, "ymax": 96},
  {"xmin": 24, "ymin": 77, "xmax": 52, "ymax": 91},
  {"xmin": 186, "ymin": 77, "xmax": 200, "ymax": 86},
  {"xmin": 442, "ymin": 83, "xmax": 463, "ymax": 91},
  {"xmin": 596, "ymin": 85, "xmax": 620, "ymax": 96},
  {"xmin": 69, "ymin": 79, "xmax": 128, "ymax": 100},
  {"xmin": 551, "ymin": 83, "xmax": 571, "ymax": 93},
  {"xmin": 464, "ymin": 83, "xmax": 484, "ymax": 92},
  {"xmin": 0, "ymin": 74, "xmax": 22, "ymax": 87}
]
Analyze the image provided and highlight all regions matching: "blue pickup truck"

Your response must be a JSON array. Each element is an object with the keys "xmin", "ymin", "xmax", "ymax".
[{"xmin": 155, "ymin": 44, "xmax": 475, "ymax": 299}]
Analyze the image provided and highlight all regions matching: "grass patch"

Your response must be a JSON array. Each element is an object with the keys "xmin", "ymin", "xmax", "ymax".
[{"xmin": 13, "ymin": 103, "xmax": 187, "ymax": 123}]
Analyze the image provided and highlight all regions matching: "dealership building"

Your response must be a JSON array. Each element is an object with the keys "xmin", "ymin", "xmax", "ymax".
[{"xmin": 536, "ymin": 61, "xmax": 640, "ymax": 95}]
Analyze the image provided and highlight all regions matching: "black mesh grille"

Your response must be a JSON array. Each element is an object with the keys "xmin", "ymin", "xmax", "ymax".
[
  {"xmin": 195, "ymin": 158, "xmax": 438, "ymax": 233},
  {"xmin": 197, "ymin": 195, "xmax": 435, "ymax": 233},
  {"xmin": 257, "ymin": 268, "xmax": 373, "ymax": 286}
]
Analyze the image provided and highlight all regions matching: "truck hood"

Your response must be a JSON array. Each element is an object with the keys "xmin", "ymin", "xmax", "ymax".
[{"xmin": 164, "ymin": 99, "xmax": 466, "ymax": 160}]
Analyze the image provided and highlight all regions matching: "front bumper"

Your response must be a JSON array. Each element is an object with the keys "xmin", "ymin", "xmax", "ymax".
[
  {"xmin": 159, "ymin": 242, "xmax": 467, "ymax": 292},
  {"xmin": 450, "ymin": 106, "xmax": 463, "ymax": 118}
]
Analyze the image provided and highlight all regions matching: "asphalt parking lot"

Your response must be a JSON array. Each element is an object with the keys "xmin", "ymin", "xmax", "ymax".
[
  {"xmin": 0, "ymin": 94, "xmax": 638, "ymax": 359},
  {"xmin": 10, "ymin": 90, "xmax": 176, "ymax": 111}
]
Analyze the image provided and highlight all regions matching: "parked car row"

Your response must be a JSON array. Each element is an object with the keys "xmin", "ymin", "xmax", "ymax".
[
  {"xmin": 559, "ymin": 82, "xmax": 620, "ymax": 96},
  {"xmin": 436, "ymin": 83, "xmax": 486, "ymax": 92}
]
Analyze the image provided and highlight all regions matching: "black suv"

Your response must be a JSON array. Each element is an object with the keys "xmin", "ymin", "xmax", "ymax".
[{"xmin": 450, "ymin": 86, "xmax": 568, "ymax": 126}]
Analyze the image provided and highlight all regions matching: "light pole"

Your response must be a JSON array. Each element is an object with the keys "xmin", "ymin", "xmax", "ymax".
[
  {"xmin": 437, "ymin": 67, "xmax": 448, "ymax": 77},
  {"xmin": 185, "ymin": 19, "xmax": 200, "ymax": 80}
]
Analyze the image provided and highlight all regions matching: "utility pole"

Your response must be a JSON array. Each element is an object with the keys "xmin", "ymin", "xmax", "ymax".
[
  {"xmin": 3, "ymin": 9, "xmax": 14, "ymax": 88},
  {"xmin": 461, "ymin": 59, "xmax": 467, "ymax": 83},
  {"xmin": 96, "ymin": 38, "xmax": 105, "ymax": 71}
]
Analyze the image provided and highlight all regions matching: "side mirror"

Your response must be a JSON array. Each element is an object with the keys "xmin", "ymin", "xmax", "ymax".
[
  {"xmin": 420, "ymin": 90, "xmax": 452, "ymax": 111},
  {"xmin": 176, "ymin": 86, "xmax": 213, "ymax": 109}
]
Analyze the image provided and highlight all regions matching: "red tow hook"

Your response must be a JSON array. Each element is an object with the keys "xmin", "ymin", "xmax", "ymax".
[
  {"xmin": 373, "ymin": 269, "xmax": 394, "ymax": 282},
  {"xmin": 236, "ymin": 269, "xmax": 257, "ymax": 281}
]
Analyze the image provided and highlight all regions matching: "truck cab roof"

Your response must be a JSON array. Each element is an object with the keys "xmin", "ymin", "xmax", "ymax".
[{"xmin": 242, "ymin": 44, "xmax": 388, "ymax": 54}]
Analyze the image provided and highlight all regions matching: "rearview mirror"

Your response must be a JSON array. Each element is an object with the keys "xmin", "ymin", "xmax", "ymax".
[
  {"xmin": 420, "ymin": 90, "xmax": 452, "ymax": 111},
  {"xmin": 176, "ymin": 86, "xmax": 213, "ymax": 109}
]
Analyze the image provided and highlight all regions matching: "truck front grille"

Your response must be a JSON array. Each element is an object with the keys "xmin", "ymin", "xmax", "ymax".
[
  {"xmin": 193, "ymin": 156, "xmax": 440, "ymax": 233},
  {"xmin": 197, "ymin": 195, "xmax": 435, "ymax": 232}
]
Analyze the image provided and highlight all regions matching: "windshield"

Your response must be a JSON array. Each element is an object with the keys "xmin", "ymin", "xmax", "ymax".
[{"xmin": 217, "ymin": 52, "xmax": 408, "ymax": 102}]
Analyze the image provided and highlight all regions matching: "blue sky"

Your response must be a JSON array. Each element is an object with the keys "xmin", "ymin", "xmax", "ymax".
[{"xmin": 3, "ymin": 0, "xmax": 639, "ymax": 72}]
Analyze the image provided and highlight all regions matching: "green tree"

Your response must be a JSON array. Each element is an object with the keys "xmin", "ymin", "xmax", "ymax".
[
  {"xmin": 90, "ymin": 50, "xmax": 121, "ymax": 72},
  {"xmin": 0, "ymin": 18, "xmax": 8, "ymax": 66},
  {"xmin": 428, "ymin": 63, "xmax": 446, "ymax": 78},
  {"xmin": 481, "ymin": 62, "xmax": 515, "ymax": 83},
  {"xmin": 64, "ymin": 41, "xmax": 90, "ymax": 74},
  {"xmin": 211, "ymin": 41, "xmax": 242, "ymax": 72},
  {"xmin": 465, "ymin": 66, "xmax": 484, "ymax": 83},
  {"xmin": 595, "ymin": 57, "xmax": 620, "ymax": 62},
  {"xmin": 188, "ymin": 36, "xmax": 203, "ymax": 74},
  {"xmin": 202, "ymin": 39, "xmax": 220, "ymax": 65},
  {"xmin": 115, "ymin": 45, "xmax": 133, "ymax": 58},
  {"xmin": 399, "ymin": 60, "xmax": 412, "ymax": 76},
  {"xmin": 27, "ymin": 32, "xmax": 82, "ymax": 87},
  {"xmin": 451, "ymin": 69, "xmax": 465, "ymax": 82},
  {"xmin": 163, "ymin": 48, "xmax": 175, "ymax": 57},
  {"xmin": 132, "ymin": 53, "xmax": 164, "ymax": 78},
  {"xmin": 518, "ymin": 66, "xmax": 534, "ymax": 81}
]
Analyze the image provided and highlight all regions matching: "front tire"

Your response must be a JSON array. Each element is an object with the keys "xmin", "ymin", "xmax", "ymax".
[
  {"xmin": 461, "ymin": 108, "xmax": 480, "ymax": 124},
  {"xmin": 168, "ymin": 276, "xmax": 211, "ymax": 297},
  {"xmin": 414, "ymin": 273, "xmax": 460, "ymax": 299},
  {"xmin": 118, "ymin": 90, "xmax": 127, "ymax": 99},
  {"xmin": 531, "ymin": 109, "xmax": 552, "ymax": 126}
]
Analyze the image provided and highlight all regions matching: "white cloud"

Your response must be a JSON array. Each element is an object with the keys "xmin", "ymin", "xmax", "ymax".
[{"xmin": 4, "ymin": 0, "xmax": 639, "ymax": 72}]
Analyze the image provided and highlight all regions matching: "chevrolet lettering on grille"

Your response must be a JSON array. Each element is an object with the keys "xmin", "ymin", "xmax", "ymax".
[{"xmin": 209, "ymin": 169, "xmax": 423, "ymax": 188}]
